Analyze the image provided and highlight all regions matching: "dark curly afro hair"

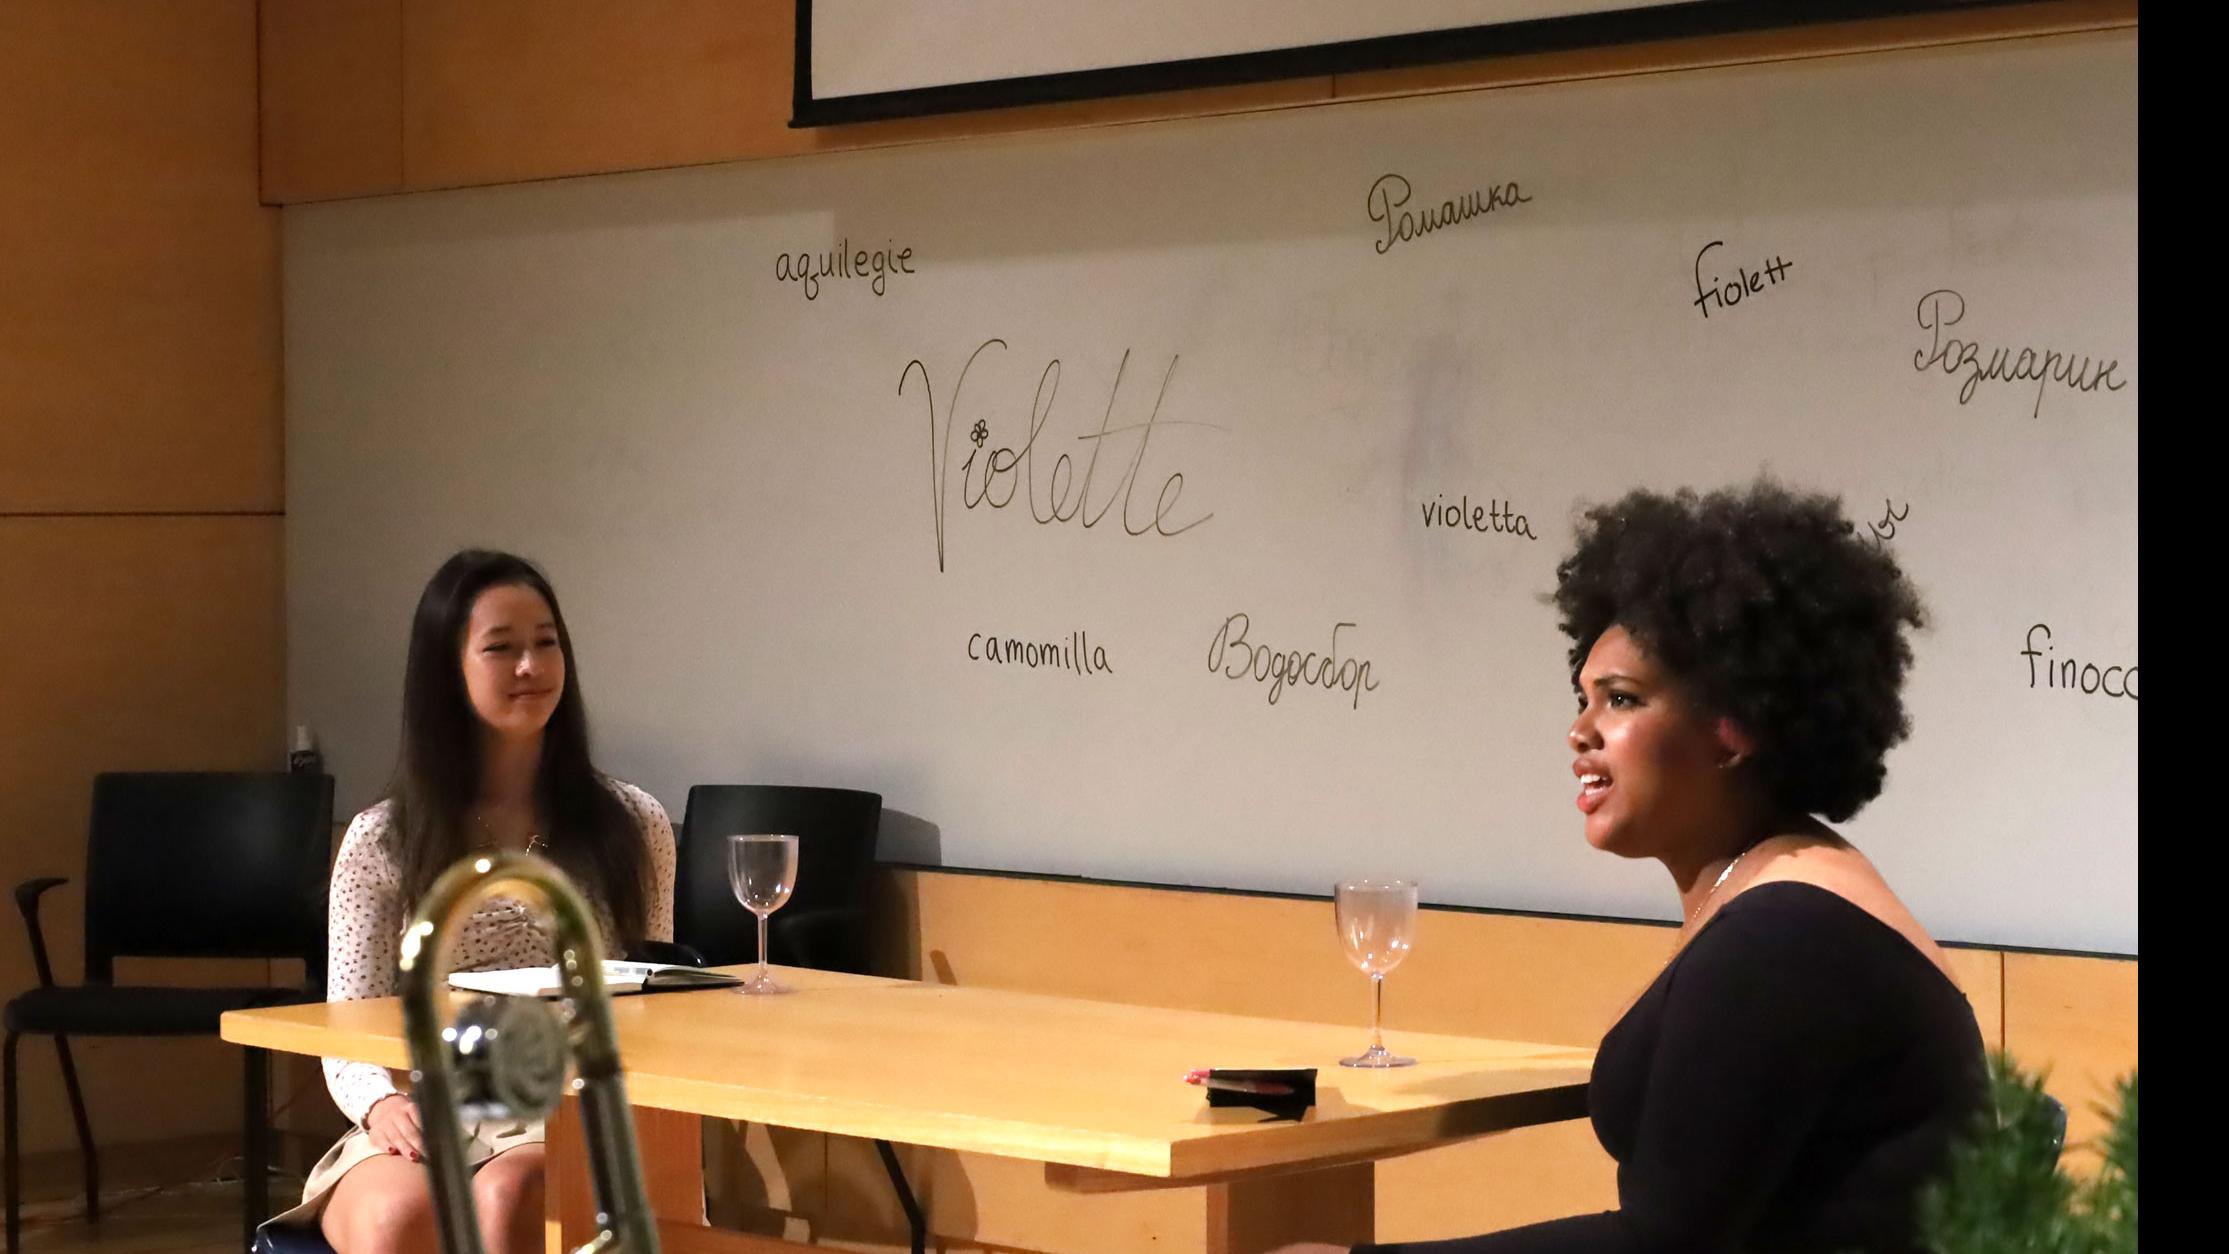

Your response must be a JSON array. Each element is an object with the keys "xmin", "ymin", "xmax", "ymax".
[{"xmin": 1551, "ymin": 479, "xmax": 1927, "ymax": 824}]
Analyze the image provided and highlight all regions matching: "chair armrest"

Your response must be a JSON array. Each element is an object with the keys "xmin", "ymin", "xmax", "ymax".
[
  {"xmin": 627, "ymin": 939, "xmax": 709, "ymax": 969},
  {"xmin": 769, "ymin": 906, "xmax": 871, "ymax": 975},
  {"xmin": 12, "ymin": 876, "xmax": 70, "ymax": 989}
]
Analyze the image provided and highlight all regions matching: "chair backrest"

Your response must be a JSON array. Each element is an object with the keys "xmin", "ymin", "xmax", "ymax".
[
  {"xmin": 2040, "ymin": 1092, "xmax": 2068, "ymax": 1161},
  {"xmin": 82, "ymin": 771, "xmax": 335, "ymax": 986},
  {"xmin": 675, "ymin": 785, "xmax": 882, "ymax": 967}
]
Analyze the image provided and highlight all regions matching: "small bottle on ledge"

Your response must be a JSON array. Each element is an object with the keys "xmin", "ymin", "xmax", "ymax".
[{"xmin": 288, "ymin": 725, "xmax": 323, "ymax": 775}]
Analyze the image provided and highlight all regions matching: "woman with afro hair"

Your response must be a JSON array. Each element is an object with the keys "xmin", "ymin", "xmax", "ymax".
[{"xmin": 1279, "ymin": 480, "xmax": 1988, "ymax": 1254}]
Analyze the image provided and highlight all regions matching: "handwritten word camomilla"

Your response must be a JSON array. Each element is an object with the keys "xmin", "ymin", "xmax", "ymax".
[{"xmin": 1912, "ymin": 289, "xmax": 2127, "ymax": 418}]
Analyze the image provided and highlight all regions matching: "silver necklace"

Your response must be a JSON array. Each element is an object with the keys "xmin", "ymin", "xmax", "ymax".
[
  {"xmin": 1685, "ymin": 843, "xmax": 1759, "ymax": 927},
  {"xmin": 473, "ymin": 809, "xmax": 545, "ymax": 854}
]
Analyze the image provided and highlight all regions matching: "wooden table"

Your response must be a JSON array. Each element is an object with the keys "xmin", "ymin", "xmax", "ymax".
[{"xmin": 223, "ymin": 966, "xmax": 1592, "ymax": 1253}]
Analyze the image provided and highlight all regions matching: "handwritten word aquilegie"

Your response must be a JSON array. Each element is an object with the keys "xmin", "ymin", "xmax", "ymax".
[
  {"xmin": 1207, "ymin": 614, "xmax": 1379, "ymax": 710},
  {"xmin": 2020, "ymin": 623, "xmax": 2135, "ymax": 701},
  {"xmin": 1421, "ymin": 493, "xmax": 1538, "ymax": 540},
  {"xmin": 1366, "ymin": 173, "xmax": 1531, "ymax": 256},
  {"xmin": 899, "ymin": 339, "xmax": 1219, "ymax": 573},
  {"xmin": 1692, "ymin": 241, "xmax": 1793, "ymax": 318},
  {"xmin": 773, "ymin": 238, "xmax": 916, "ymax": 301},
  {"xmin": 967, "ymin": 629, "xmax": 1113, "ymax": 677},
  {"xmin": 1912, "ymin": 289, "xmax": 2128, "ymax": 418}
]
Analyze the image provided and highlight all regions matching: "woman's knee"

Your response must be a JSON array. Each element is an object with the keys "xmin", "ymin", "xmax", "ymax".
[
  {"xmin": 325, "ymin": 1166, "xmax": 437, "ymax": 1254},
  {"xmin": 472, "ymin": 1148, "xmax": 546, "ymax": 1223}
]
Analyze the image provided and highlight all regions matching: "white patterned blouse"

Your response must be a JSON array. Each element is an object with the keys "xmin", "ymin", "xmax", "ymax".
[{"xmin": 319, "ymin": 780, "xmax": 676, "ymax": 1124}]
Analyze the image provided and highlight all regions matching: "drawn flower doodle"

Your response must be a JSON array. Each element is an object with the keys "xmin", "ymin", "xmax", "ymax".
[{"xmin": 970, "ymin": 418, "xmax": 989, "ymax": 447}]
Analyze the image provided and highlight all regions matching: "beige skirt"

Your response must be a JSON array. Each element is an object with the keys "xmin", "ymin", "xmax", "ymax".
[{"xmin": 267, "ymin": 1111, "xmax": 546, "ymax": 1229}]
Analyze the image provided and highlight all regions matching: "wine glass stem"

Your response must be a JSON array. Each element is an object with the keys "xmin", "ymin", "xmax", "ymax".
[
  {"xmin": 1370, "ymin": 974, "xmax": 1385, "ymax": 1053},
  {"xmin": 756, "ymin": 912, "xmax": 770, "ymax": 987}
]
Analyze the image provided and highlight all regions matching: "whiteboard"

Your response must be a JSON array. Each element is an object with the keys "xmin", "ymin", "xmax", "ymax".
[{"xmin": 285, "ymin": 32, "xmax": 2137, "ymax": 954}]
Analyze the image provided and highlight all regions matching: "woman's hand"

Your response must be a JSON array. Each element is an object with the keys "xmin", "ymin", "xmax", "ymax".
[{"xmin": 363, "ymin": 1092, "xmax": 424, "ymax": 1161}]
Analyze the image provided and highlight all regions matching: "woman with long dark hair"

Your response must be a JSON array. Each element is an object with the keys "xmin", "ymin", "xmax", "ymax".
[{"xmin": 271, "ymin": 550, "xmax": 676, "ymax": 1253}]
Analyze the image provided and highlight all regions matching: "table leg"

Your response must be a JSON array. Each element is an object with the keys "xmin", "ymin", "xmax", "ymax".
[
  {"xmin": 1206, "ymin": 1161, "xmax": 1374, "ymax": 1254},
  {"xmin": 547, "ymin": 1100, "xmax": 706, "ymax": 1250}
]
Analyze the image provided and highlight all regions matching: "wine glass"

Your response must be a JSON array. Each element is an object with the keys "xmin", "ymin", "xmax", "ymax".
[
  {"xmin": 727, "ymin": 833, "xmax": 800, "ymax": 994},
  {"xmin": 1334, "ymin": 878, "xmax": 1418, "ymax": 1068}
]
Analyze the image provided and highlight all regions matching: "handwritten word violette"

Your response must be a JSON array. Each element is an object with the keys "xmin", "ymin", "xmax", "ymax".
[
  {"xmin": 2020, "ymin": 623, "xmax": 2136, "ymax": 701},
  {"xmin": 1207, "ymin": 614, "xmax": 1379, "ymax": 710},
  {"xmin": 773, "ymin": 238, "xmax": 916, "ymax": 301},
  {"xmin": 1913, "ymin": 290, "xmax": 2128, "ymax": 418},
  {"xmin": 1868, "ymin": 498, "xmax": 1911, "ymax": 546},
  {"xmin": 967, "ymin": 629, "xmax": 1113, "ymax": 677},
  {"xmin": 1421, "ymin": 493, "xmax": 1538, "ymax": 540},
  {"xmin": 1692, "ymin": 241, "xmax": 1794, "ymax": 318},
  {"xmin": 1367, "ymin": 173, "xmax": 1531, "ymax": 256},
  {"xmin": 899, "ymin": 339, "xmax": 1219, "ymax": 573}
]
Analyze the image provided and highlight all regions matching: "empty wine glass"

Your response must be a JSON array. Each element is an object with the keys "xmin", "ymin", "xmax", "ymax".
[
  {"xmin": 727, "ymin": 833, "xmax": 799, "ymax": 994},
  {"xmin": 1335, "ymin": 878, "xmax": 1418, "ymax": 1068}
]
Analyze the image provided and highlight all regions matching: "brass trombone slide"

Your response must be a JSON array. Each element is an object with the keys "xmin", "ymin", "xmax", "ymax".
[{"xmin": 397, "ymin": 850, "xmax": 658, "ymax": 1254}]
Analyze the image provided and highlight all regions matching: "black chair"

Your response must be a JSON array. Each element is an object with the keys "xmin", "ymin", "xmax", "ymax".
[
  {"xmin": 5, "ymin": 771, "xmax": 333, "ymax": 1254},
  {"xmin": 2040, "ymin": 1092, "xmax": 2068, "ymax": 1161},
  {"xmin": 675, "ymin": 786, "xmax": 925, "ymax": 1253},
  {"xmin": 251, "ymin": 1223, "xmax": 335, "ymax": 1254},
  {"xmin": 675, "ymin": 785, "xmax": 883, "ymax": 974}
]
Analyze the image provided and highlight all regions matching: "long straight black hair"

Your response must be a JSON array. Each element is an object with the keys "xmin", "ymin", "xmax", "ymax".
[{"xmin": 388, "ymin": 549, "xmax": 647, "ymax": 946}]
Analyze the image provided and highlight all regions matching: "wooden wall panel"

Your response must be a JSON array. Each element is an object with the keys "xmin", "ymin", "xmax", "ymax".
[
  {"xmin": 400, "ymin": 0, "xmax": 775, "ymax": 189},
  {"xmin": 397, "ymin": 0, "xmax": 1332, "ymax": 192},
  {"xmin": 259, "ymin": 1, "xmax": 2133, "ymax": 204},
  {"xmin": 0, "ymin": 516, "xmax": 285, "ymax": 1159},
  {"xmin": 2003, "ymin": 951, "xmax": 2138, "ymax": 1173},
  {"xmin": 258, "ymin": 0, "xmax": 405, "ymax": 204},
  {"xmin": 0, "ymin": 0, "xmax": 277, "ymax": 514}
]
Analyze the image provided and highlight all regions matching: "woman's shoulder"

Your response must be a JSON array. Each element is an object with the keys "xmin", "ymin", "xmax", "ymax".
[
  {"xmin": 338, "ymin": 798, "xmax": 399, "ymax": 851},
  {"xmin": 1708, "ymin": 880, "xmax": 1962, "ymax": 992},
  {"xmin": 331, "ymin": 799, "xmax": 402, "ymax": 889},
  {"xmin": 599, "ymin": 776, "xmax": 672, "ymax": 828}
]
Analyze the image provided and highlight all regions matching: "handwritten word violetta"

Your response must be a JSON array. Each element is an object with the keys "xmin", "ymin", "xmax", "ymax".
[
  {"xmin": 1366, "ymin": 173, "xmax": 1531, "ymax": 256},
  {"xmin": 899, "ymin": 339, "xmax": 1219, "ymax": 573},
  {"xmin": 1421, "ymin": 493, "xmax": 1538, "ymax": 540}
]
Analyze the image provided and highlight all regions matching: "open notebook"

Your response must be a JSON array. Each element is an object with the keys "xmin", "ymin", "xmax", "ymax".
[{"xmin": 447, "ymin": 960, "xmax": 743, "ymax": 998}]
